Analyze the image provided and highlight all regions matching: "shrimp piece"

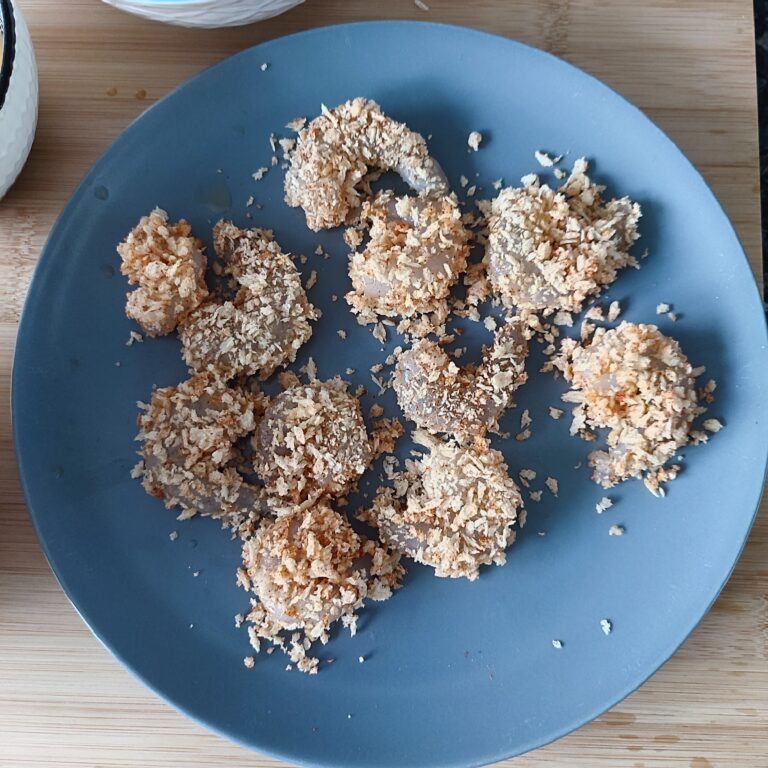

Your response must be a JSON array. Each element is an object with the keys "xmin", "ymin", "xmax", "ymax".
[
  {"xmin": 252, "ymin": 378, "xmax": 372, "ymax": 508},
  {"xmin": 284, "ymin": 98, "xmax": 448, "ymax": 231},
  {"xmin": 118, "ymin": 208, "xmax": 208, "ymax": 336},
  {"xmin": 393, "ymin": 318, "xmax": 529, "ymax": 441},
  {"xmin": 555, "ymin": 322, "xmax": 703, "ymax": 488},
  {"xmin": 366, "ymin": 432, "xmax": 524, "ymax": 581},
  {"xmin": 486, "ymin": 159, "xmax": 641, "ymax": 314},
  {"xmin": 241, "ymin": 501, "xmax": 403, "ymax": 673},
  {"xmin": 345, "ymin": 191, "xmax": 470, "ymax": 322},
  {"xmin": 178, "ymin": 221, "xmax": 318, "ymax": 380},
  {"xmin": 135, "ymin": 373, "xmax": 267, "ymax": 534}
]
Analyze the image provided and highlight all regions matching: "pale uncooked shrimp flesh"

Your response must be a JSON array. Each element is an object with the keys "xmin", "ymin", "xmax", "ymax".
[
  {"xmin": 345, "ymin": 191, "xmax": 470, "ymax": 321},
  {"xmin": 392, "ymin": 318, "xmax": 529, "ymax": 441},
  {"xmin": 486, "ymin": 159, "xmax": 641, "ymax": 314},
  {"xmin": 251, "ymin": 377, "xmax": 372, "ymax": 507},
  {"xmin": 135, "ymin": 373, "xmax": 267, "ymax": 533},
  {"xmin": 178, "ymin": 221, "xmax": 318, "ymax": 380},
  {"xmin": 118, "ymin": 208, "xmax": 208, "ymax": 336},
  {"xmin": 367, "ymin": 432, "xmax": 524, "ymax": 581},
  {"xmin": 284, "ymin": 98, "xmax": 448, "ymax": 231}
]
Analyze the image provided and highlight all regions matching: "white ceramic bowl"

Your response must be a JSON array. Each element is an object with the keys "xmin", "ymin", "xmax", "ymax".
[
  {"xmin": 102, "ymin": 0, "xmax": 304, "ymax": 28},
  {"xmin": 0, "ymin": 0, "xmax": 39, "ymax": 199}
]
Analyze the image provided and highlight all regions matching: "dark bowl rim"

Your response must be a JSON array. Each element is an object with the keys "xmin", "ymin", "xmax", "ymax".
[{"xmin": 0, "ymin": 0, "xmax": 16, "ymax": 112}]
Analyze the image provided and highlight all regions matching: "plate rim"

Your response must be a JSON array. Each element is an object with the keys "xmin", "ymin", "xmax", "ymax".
[{"xmin": 12, "ymin": 19, "xmax": 768, "ymax": 768}]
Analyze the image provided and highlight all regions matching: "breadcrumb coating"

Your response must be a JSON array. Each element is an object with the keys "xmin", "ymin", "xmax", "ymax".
[
  {"xmin": 118, "ymin": 208, "xmax": 208, "ymax": 336},
  {"xmin": 178, "ymin": 221, "xmax": 318, "ymax": 380},
  {"xmin": 242, "ymin": 501, "xmax": 403, "ymax": 672},
  {"xmin": 135, "ymin": 374, "xmax": 267, "ymax": 533},
  {"xmin": 366, "ymin": 432, "xmax": 523, "ymax": 580},
  {"xmin": 345, "ymin": 192, "xmax": 470, "ymax": 322},
  {"xmin": 393, "ymin": 318, "xmax": 529, "ymax": 441},
  {"xmin": 555, "ymin": 322, "xmax": 703, "ymax": 487},
  {"xmin": 487, "ymin": 159, "xmax": 641, "ymax": 314},
  {"xmin": 284, "ymin": 98, "xmax": 448, "ymax": 231},
  {"xmin": 252, "ymin": 378, "xmax": 372, "ymax": 508}
]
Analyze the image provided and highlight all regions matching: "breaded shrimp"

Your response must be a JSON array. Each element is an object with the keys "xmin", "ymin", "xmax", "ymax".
[
  {"xmin": 345, "ymin": 191, "xmax": 470, "ymax": 322},
  {"xmin": 555, "ymin": 322, "xmax": 703, "ymax": 488},
  {"xmin": 366, "ymin": 432, "xmax": 523, "ymax": 581},
  {"xmin": 486, "ymin": 159, "xmax": 641, "ymax": 314},
  {"xmin": 252, "ymin": 378, "xmax": 372, "ymax": 508},
  {"xmin": 135, "ymin": 373, "xmax": 267, "ymax": 534},
  {"xmin": 284, "ymin": 98, "xmax": 448, "ymax": 231},
  {"xmin": 178, "ymin": 221, "xmax": 318, "ymax": 380},
  {"xmin": 118, "ymin": 208, "xmax": 208, "ymax": 336},
  {"xmin": 241, "ymin": 501, "xmax": 403, "ymax": 673},
  {"xmin": 393, "ymin": 318, "xmax": 529, "ymax": 441}
]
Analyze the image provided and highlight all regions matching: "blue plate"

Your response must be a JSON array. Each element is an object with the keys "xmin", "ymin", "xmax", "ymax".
[{"xmin": 13, "ymin": 21, "xmax": 768, "ymax": 768}]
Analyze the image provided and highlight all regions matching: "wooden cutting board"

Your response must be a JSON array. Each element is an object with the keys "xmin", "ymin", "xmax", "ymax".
[{"xmin": 0, "ymin": 1, "xmax": 764, "ymax": 767}]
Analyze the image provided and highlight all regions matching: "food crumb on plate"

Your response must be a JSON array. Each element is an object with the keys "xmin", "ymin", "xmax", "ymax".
[
  {"xmin": 545, "ymin": 477, "xmax": 559, "ymax": 496},
  {"xmin": 702, "ymin": 418, "xmax": 723, "ymax": 432},
  {"xmin": 169, "ymin": 530, "xmax": 178, "ymax": 541},
  {"xmin": 608, "ymin": 524, "xmax": 625, "ymax": 536},
  {"xmin": 126, "ymin": 331, "xmax": 144, "ymax": 346},
  {"xmin": 337, "ymin": 329, "xmax": 347, "ymax": 339},
  {"xmin": 656, "ymin": 302, "xmax": 670, "ymax": 314},
  {"xmin": 358, "ymin": 655, "xmax": 365, "ymax": 663},
  {"xmin": 595, "ymin": 497, "xmax": 613, "ymax": 514},
  {"xmin": 467, "ymin": 131, "xmax": 482, "ymax": 151},
  {"xmin": 252, "ymin": 167, "xmax": 269, "ymax": 181},
  {"xmin": 600, "ymin": 619, "xmax": 612, "ymax": 635},
  {"xmin": 552, "ymin": 639, "xmax": 563, "ymax": 649},
  {"xmin": 244, "ymin": 656, "xmax": 255, "ymax": 668},
  {"xmin": 607, "ymin": 300, "xmax": 621, "ymax": 322},
  {"xmin": 534, "ymin": 150, "xmax": 554, "ymax": 167},
  {"xmin": 260, "ymin": 63, "xmax": 268, "ymax": 72},
  {"xmin": 549, "ymin": 407, "xmax": 563, "ymax": 420}
]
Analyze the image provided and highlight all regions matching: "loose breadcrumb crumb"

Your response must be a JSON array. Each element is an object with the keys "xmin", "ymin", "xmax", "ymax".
[
  {"xmin": 600, "ymin": 619, "xmax": 612, "ymax": 635},
  {"xmin": 656, "ymin": 303, "xmax": 670, "ymax": 314},
  {"xmin": 549, "ymin": 407, "xmax": 564, "ymax": 420},
  {"xmin": 595, "ymin": 497, "xmax": 613, "ymax": 514},
  {"xmin": 552, "ymin": 639, "xmax": 563, "ymax": 649},
  {"xmin": 169, "ymin": 530, "xmax": 178, "ymax": 541},
  {"xmin": 545, "ymin": 477, "xmax": 559, "ymax": 496},
  {"xmin": 608, "ymin": 524, "xmax": 625, "ymax": 536},
  {"xmin": 468, "ymin": 131, "xmax": 483, "ymax": 151},
  {"xmin": 703, "ymin": 418, "xmax": 723, "ymax": 432}
]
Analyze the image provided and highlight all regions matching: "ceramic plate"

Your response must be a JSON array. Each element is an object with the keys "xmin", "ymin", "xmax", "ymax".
[{"xmin": 13, "ymin": 21, "xmax": 768, "ymax": 768}]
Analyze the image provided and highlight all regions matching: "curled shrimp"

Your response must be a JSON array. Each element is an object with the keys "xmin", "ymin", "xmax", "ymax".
[
  {"xmin": 486, "ymin": 159, "xmax": 641, "ymax": 314},
  {"xmin": 345, "ymin": 191, "xmax": 470, "ymax": 322},
  {"xmin": 135, "ymin": 373, "xmax": 267, "ymax": 535},
  {"xmin": 178, "ymin": 221, "xmax": 318, "ymax": 380},
  {"xmin": 555, "ymin": 322, "xmax": 702, "ymax": 488},
  {"xmin": 392, "ymin": 318, "xmax": 529, "ymax": 441},
  {"xmin": 366, "ymin": 431, "xmax": 524, "ymax": 581},
  {"xmin": 284, "ymin": 98, "xmax": 448, "ymax": 231},
  {"xmin": 241, "ymin": 500, "xmax": 404, "ymax": 673},
  {"xmin": 118, "ymin": 208, "xmax": 208, "ymax": 336}
]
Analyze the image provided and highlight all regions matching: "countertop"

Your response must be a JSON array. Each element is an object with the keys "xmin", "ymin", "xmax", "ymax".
[{"xmin": 1, "ymin": 1, "xmax": 765, "ymax": 767}]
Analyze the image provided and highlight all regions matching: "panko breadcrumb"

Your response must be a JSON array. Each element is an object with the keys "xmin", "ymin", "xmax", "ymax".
[
  {"xmin": 392, "ymin": 318, "xmax": 529, "ymax": 441},
  {"xmin": 345, "ymin": 192, "xmax": 470, "ymax": 322},
  {"xmin": 366, "ymin": 432, "xmax": 524, "ymax": 580},
  {"xmin": 242, "ymin": 500, "xmax": 403, "ymax": 673},
  {"xmin": 178, "ymin": 221, "xmax": 318, "ymax": 380},
  {"xmin": 486, "ymin": 159, "xmax": 641, "ymax": 314},
  {"xmin": 285, "ymin": 98, "xmax": 448, "ymax": 231},
  {"xmin": 555, "ymin": 322, "xmax": 704, "ymax": 488},
  {"xmin": 118, "ymin": 208, "xmax": 207, "ymax": 336},
  {"xmin": 252, "ymin": 378, "xmax": 372, "ymax": 507},
  {"xmin": 135, "ymin": 373, "xmax": 266, "ymax": 533}
]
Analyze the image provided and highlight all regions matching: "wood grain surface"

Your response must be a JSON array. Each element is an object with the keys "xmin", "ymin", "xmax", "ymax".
[{"xmin": 1, "ymin": 1, "xmax": 765, "ymax": 767}]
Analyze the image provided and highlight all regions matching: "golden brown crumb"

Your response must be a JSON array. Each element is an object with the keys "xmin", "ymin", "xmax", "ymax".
[{"xmin": 118, "ymin": 208, "xmax": 207, "ymax": 336}]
